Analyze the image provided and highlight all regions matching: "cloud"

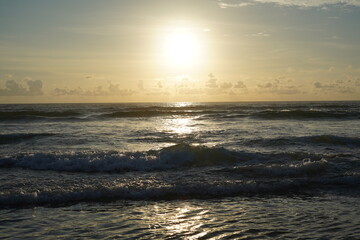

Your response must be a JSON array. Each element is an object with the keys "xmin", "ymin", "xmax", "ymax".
[
  {"xmin": 0, "ymin": 80, "xmax": 43, "ymax": 96},
  {"xmin": 107, "ymin": 82, "xmax": 135, "ymax": 96},
  {"xmin": 247, "ymin": 32, "xmax": 271, "ymax": 38},
  {"xmin": 313, "ymin": 80, "xmax": 357, "ymax": 94},
  {"xmin": 275, "ymin": 87, "xmax": 302, "ymax": 95},
  {"xmin": 234, "ymin": 81, "xmax": 247, "ymax": 88},
  {"xmin": 172, "ymin": 78, "xmax": 205, "ymax": 95},
  {"xmin": 53, "ymin": 87, "xmax": 84, "ymax": 96},
  {"xmin": 257, "ymin": 82, "xmax": 273, "ymax": 89},
  {"xmin": 218, "ymin": 1, "xmax": 254, "ymax": 8},
  {"xmin": 206, "ymin": 73, "xmax": 218, "ymax": 88},
  {"xmin": 218, "ymin": 0, "xmax": 360, "ymax": 8},
  {"xmin": 27, "ymin": 80, "xmax": 43, "ymax": 96},
  {"xmin": 53, "ymin": 82, "xmax": 135, "ymax": 97},
  {"xmin": 204, "ymin": 73, "xmax": 240, "ymax": 95},
  {"xmin": 257, "ymin": 77, "xmax": 303, "ymax": 95},
  {"xmin": 220, "ymin": 82, "xmax": 233, "ymax": 89}
]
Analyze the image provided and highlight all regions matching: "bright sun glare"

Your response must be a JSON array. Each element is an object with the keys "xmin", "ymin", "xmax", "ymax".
[{"xmin": 163, "ymin": 28, "xmax": 201, "ymax": 68}]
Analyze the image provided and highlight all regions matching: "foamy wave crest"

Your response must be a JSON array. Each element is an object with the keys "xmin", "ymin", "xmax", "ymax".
[
  {"xmin": 221, "ymin": 159, "xmax": 329, "ymax": 177},
  {"xmin": 0, "ymin": 144, "xmax": 328, "ymax": 172},
  {"xmin": 0, "ymin": 144, "xmax": 242, "ymax": 172},
  {"xmin": 1, "ymin": 174, "xmax": 359, "ymax": 208}
]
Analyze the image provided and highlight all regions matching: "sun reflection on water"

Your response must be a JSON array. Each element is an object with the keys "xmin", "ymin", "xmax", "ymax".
[
  {"xmin": 166, "ymin": 118, "xmax": 195, "ymax": 135},
  {"xmin": 146, "ymin": 204, "xmax": 210, "ymax": 239}
]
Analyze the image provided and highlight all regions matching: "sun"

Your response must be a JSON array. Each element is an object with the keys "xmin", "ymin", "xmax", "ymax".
[{"xmin": 163, "ymin": 28, "xmax": 202, "ymax": 68}]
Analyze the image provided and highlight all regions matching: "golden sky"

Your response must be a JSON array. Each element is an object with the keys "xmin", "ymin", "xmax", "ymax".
[{"xmin": 0, "ymin": 0, "xmax": 360, "ymax": 103}]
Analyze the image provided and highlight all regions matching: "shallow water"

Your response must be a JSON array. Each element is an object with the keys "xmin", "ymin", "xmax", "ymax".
[
  {"xmin": 1, "ymin": 196, "xmax": 359, "ymax": 239},
  {"xmin": 0, "ymin": 101, "xmax": 359, "ymax": 238}
]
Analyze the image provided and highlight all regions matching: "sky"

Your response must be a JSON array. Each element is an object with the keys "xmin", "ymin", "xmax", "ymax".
[{"xmin": 0, "ymin": 0, "xmax": 359, "ymax": 103}]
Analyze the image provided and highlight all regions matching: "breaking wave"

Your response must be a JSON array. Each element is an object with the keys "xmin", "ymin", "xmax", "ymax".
[
  {"xmin": 0, "ymin": 144, "xmax": 328, "ymax": 173},
  {"xmin": 0, "ymin": 144, "xmax": 239, "ymax": 172},
  {"xmin": 218, "ymin": 158, "xmax": 330, "ymax": 177},
  {"xmin": 0, "ymin": 173, "xmax": 358, "ymax": 209}
]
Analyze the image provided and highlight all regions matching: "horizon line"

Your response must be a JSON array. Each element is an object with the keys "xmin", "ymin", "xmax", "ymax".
[{"xmin": 1, "ymin": 99, "xmax": 359, "ymax": 105}]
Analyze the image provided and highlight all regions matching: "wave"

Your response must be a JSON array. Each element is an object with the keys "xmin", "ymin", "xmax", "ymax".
[
  {"xmin": 0, "ymin": 133, "xmax": 56, "ymax": 145},
  {"xmin": 0, "ymin": 173, "xmax": 358, "ymax": 209},
  {"xmin": 100, "ymin": 110, "xmax": 219, "ymax": 118},
  {"xmin": 1, "ymin": 103, "xmax": 359, "ymax": 121},
  {"xmin": 0, "ymin": 144, "xmax": 239, "ymax": 172},
  {"xmin": 218, "ymin": 159, "xmax": 329, "ymax": 178},
  {"xmin": 245, "ymin": 135, "xmax": 360, "ymax": 148},
  {"xmin": 124, "ymin": 105, "xmax": 218, "ymax": 111},
  {"xmin": 0, "ymin": 110, "xmax": 80, "ymax": 121},
  {"xmin": 0, "ymin": 144, "xmax": 328, "ymax": 173},
  {"xmin": 253, "ymin": 110, "xmax": 359, "ymax": 120},
  {"xmin": 104, "ymin": 107, "xmax": 360, "ymax": 120}
]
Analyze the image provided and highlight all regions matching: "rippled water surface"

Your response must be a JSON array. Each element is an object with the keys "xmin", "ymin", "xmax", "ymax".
[
  {"xmin": 0, "ymin": 102, "xmax": 359, "ymax": 239},
  {"xmin": 1, "ymin": 196, "xmax": 360, "ymax": 239}
]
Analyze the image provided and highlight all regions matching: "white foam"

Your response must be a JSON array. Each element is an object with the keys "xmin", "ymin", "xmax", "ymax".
[{"xmin": 0, "ymin": 144, "xmax": 239, "ymax": 172}]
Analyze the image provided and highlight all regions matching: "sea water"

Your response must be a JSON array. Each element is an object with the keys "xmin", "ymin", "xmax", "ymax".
[{"xmin": 0, "ymin": 102, "xmax": 359, "ymax": 239}]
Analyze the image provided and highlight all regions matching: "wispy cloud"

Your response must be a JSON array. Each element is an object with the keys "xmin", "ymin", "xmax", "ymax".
[
  {"xmin": 246, "ymin": 32, "xmax": 271, "ymax": 38},
  {"xmin": 218, "ymin": 1, "xmax": 254, "ymax": 8},
  {"xmin": 218, "ymin": 0, "xmax": 360, "ymax": 8}
]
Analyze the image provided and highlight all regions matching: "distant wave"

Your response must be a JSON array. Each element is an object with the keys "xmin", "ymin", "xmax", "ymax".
[
  {"xmin": 101, "ymin": 110, "xmax": 194, "ymax": 118},
  {"xmin": 0, "ymin": 173, "xmax": 358, "ymax": 209},
  {"xmin": 0, "ymin": 133, "xmax": 56, "ymax": 145},
  {"xmin": 0, "ymin": 110, "xmax": 80, "ymax": 121},
  {"xmin": 253, "ymin": 110, "xmax": 360, "ymax": 120},
  {"xmin": 100, "ymin": 109, "xmax": 219, "ymax": 118},
  {"xmin": 1, "ymin": 103, "xmax": 359, "ymax": 121},
  {"xmin": 0, "ymin": 144, "xmax": 327, "ymax": 173},
  {"xmin": 101, "ymin": 108, "xmax": 360, "ymax": 120},
  {"xmin": 217, "ymin": 159, "xmax": 329, "ymax": 178},
  {"xmin": 245, "ymin": 135, "xmax": 360, "ymax": 148}
]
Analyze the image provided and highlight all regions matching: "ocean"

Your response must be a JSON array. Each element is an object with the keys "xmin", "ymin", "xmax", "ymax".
[{"xmin": 0, "ymin": 101, "xmax": 359, "ymax": 239}]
